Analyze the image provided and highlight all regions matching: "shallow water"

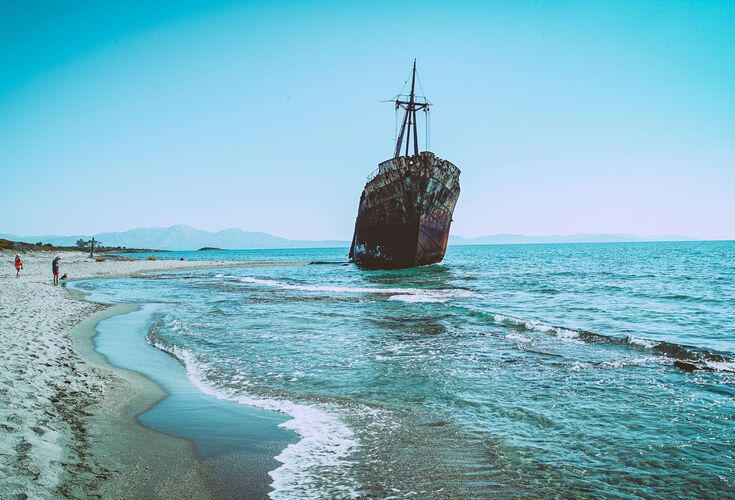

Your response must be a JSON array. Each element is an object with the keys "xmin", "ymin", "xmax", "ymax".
[
  {"xmin": 92, "ymin": 304, "xmax": 295, "ymax": 497},
  {"xmin": 76, "ymin": 242, "xmax": 735, "ymax": 497}
]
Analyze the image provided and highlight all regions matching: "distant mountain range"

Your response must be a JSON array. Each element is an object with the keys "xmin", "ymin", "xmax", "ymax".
[
  {"xmin": 448, "ymin": 233, "xmax": 696, "ymax": 245},
  {"xmin": 0, "ymin": 225, "xmax": 349, "ymax": 251},
  {"xmin": 0, "ymin": 225, "xmax": 696, "ymax": 251}
]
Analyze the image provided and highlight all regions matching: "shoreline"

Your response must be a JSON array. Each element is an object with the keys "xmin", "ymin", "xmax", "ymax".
[
  {"xmin": 69, "ymin": 305, "xmax": 215, "ymax": 498},
  {"xmin": 0, "ymin": 250, "xmax": 305, "ymax": 497},
  {"xmin": 69, "ymin": 297, "xmax": 297, "ymax": 498}
]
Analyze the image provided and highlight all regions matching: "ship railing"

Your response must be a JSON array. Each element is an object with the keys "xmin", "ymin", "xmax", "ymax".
[
  {"xmin": 366, "ymin": 167, "xmax": 380, "ymax": 181},
  {"xmin": 367, "ymin": 153, "xmax": 441, "ymax": 182},
  {"xmin": 367, "ymin": 163, "xmax": 397, "ymax": 181}
]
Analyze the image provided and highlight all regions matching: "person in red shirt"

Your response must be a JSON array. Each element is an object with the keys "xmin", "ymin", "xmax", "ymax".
[{"xmin": 14, "ymin": 254, "xmax": 23, "ymax": 278}]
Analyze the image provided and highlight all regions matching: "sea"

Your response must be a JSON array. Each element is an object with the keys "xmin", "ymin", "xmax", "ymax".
[{"xmin": 72, "ymin": 241, "xmax": 735, "ymax": 498}]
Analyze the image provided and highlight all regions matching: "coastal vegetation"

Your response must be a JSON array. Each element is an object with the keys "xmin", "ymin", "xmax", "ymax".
[{"xmin": 0, "ymin": 238, "xmax": 163, "ymax": 254}]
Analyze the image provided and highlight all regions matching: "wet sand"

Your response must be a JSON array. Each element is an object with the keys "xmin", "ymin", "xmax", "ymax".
[
  {"xmin": 0, "ymin": 250, "xmax": 298, "ymax": 497},
  {"xmin": 69, "ymin": 305, "xmax": 214, "ymax": 498},
  {"xmin": 73, "ymin": 303, "xmax": 296, "ymax": 498}
]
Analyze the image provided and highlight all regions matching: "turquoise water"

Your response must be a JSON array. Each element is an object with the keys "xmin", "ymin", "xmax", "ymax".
[
  {"xmin": 92, "ymin": 305, "xmax": 295, "ymax": 497},
  {"xmin": 76, "ymin": 242, "xmax": 735, "ymax": 497}
]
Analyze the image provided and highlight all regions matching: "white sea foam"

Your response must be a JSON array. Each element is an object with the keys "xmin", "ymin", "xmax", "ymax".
[
  {"xmin": 563, "ymin": 357, "xmax": 662, "ymax": 371},
  {"xmin": 493, "ymin": 314, "xmax": 735, "ymax": 372},
  {"xmin": 600, "ymin": 357, "xmax": 660, "ymax": 368},
  {"xmin": 555, "ymin": 328, "xmax": 582, "ymax": 340},
  {"xmin": 149, "ymin": 340, "xmax": 360, "ymax": 499},
  {"xmin": 704, "ymin": 360, "xmax": 735, "ymax": 373},
  {"xmin": 492, "ymin": 313, "xmax": 581, "ymax": 341},
  {"xmin": 168, "ymin": 319, "xmax": 185, "ymax": 332},
  {"xmin": 387, "ymin": 294, "xmax": 448, "ymax": 303},
  {"xmin": 505, "ymin": 333, "xmax": 532, "ymax": 343},
  {"xmin": 238, "ymin": 276, "xmax": 477, "ymax": 302},
  {"xmin": 569, "ymin": 361, "xmax": 592, "ymax": 371},
  {"xmin": 626, "ymin": 336, "xmax": 658, "ymax": 349}
]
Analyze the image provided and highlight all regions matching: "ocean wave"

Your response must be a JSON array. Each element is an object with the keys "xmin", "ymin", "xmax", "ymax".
[
  {"xmin": 626, "ymin": 336, "xmax": 658, "ymax": 349},
  {"xmin": 566, "ymin": 357, "xmax": 664, "ymax": 371},
  {"xmin": 237, "ymin": 276, "xmax": 477, "ymax": 302},
  {"xmin": 599, "ymin": 357, "xmax": 661, "ymax": 368},
  {"xmin": 148, "ymin": 337, "xmax": 360, "ymax": 499},
  {"xmin": 504, "ymin": 333, "xmax": 532, "ymax": 343},
  {"xmin": 488, "ymin": 313, "xmax": 734, "ymax": 373},
  {"xmin": 387, "ymin": 294, "xmax": 448, "ymax": 303},
  {"xmin": 492, "ymin": 314, "xmax": 581, "ymax": 341},
  {"xmin": 168, "ymin": 319, "xmax": 186, "ymax": 332}
]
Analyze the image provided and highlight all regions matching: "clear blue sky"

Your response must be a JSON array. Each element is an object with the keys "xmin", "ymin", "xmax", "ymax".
[{"xmin": 1, "ymin": 0, "xmax": 733, "ymax": 240}]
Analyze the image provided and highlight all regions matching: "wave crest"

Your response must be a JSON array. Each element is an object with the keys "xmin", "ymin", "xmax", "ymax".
[
  {"xmin": 148, "ymin": 336, "xmax": 360, "ymax": 498},
  {"xmin": 490, "ymin": 313, "xmax": 734, "ymax": 373},
  {"xmin": 237, "ymin": 276, "xmax": 478, "ymax": 303}
]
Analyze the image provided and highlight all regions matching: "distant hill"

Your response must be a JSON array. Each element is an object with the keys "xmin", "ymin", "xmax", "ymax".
[
  {"xmin": 0, "ymin": 226, "xmax": 697, "ymax": 252},
  {"xmin": 448, "ymin": 233, "xmax": 696, "ymax": 245},
  {"xmin": 0, "ymin": 225, "xmax": 350, "ymax": 251}
]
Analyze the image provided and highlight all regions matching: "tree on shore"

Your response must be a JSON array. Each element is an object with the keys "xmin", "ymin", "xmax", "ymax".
[{"xmin": 76, "ymin": 238, "xmax": 101, "ymax": 256}]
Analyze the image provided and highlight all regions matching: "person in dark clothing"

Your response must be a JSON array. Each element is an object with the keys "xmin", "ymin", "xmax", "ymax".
[{"xmin": 52, "ymin": 256, "xmax": 61, "ymax": 286}]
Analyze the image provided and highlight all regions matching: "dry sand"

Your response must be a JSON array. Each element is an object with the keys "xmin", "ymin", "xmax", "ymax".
[{"xmin": 0, "ymin": 250, "xmax": 256, "ymax": 497}]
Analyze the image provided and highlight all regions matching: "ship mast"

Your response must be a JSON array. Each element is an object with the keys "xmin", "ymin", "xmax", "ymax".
[{"xmin": 393, "ymin": 60, "xmax": 430, "ymax": 158}]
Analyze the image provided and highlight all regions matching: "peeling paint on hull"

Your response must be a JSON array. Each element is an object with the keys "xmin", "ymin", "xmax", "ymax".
[{"xmin": 349, "ymin": 152, "xmax": 461, "ymax": 269}]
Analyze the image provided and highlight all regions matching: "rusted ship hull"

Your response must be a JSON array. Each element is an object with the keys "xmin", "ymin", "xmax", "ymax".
[{"xmin": 349, "ymin": 152, "xmax": 461, "ymax": 269}]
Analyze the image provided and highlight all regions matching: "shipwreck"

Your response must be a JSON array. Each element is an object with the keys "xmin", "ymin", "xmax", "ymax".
[{"xmin": 349, "ymin": 61, "xmax": 461, "ymax": 269}]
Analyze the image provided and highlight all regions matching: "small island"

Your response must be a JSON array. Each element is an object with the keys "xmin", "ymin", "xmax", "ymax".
[{"xmin": 197, "ymin": 247, "xmax": 224, "ymax": 251}]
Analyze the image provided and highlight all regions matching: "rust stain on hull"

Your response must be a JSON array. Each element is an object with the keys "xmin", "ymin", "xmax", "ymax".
[{"xmin": 349, "ymin": 152, "xmax": 461, "ymax": 269}]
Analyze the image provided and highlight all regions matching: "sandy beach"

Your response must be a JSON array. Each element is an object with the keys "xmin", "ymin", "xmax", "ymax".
[{"xmin": 0, "ymin": 250, "xmax": 268, "ymax": 497}]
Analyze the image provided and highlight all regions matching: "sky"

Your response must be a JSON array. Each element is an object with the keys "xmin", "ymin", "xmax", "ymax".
[{"xmin": 1, "ymin": 0, "xmax": 733, "ymax": 240}]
